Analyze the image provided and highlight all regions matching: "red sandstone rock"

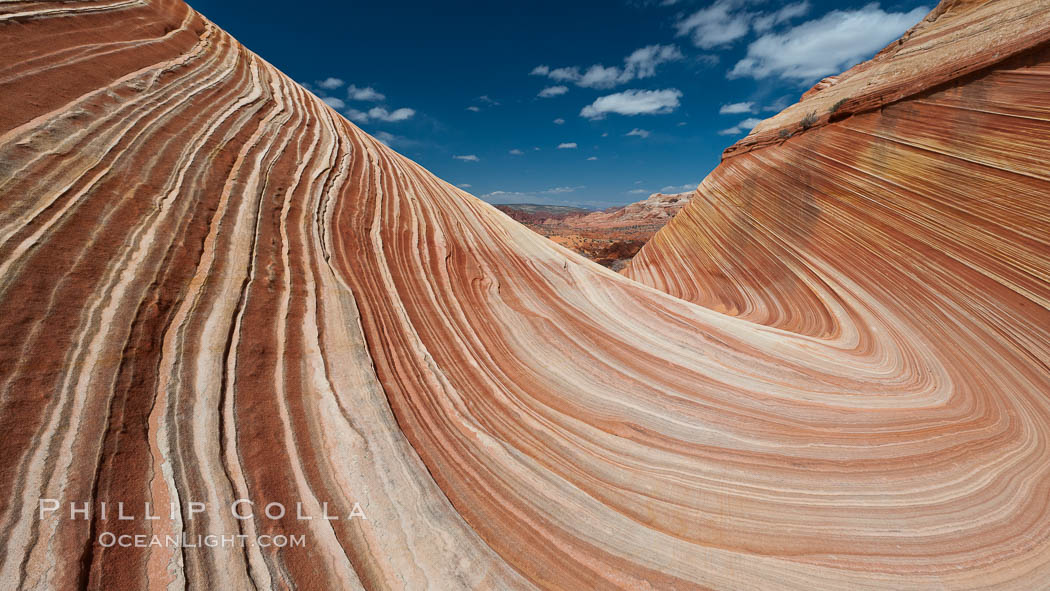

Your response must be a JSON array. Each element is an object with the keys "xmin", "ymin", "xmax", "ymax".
[{"xmin": 2, "ymin": 1, "xmax": 1050, "ymax": 590}]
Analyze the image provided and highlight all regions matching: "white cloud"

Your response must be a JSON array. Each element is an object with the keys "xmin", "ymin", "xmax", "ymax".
[
  {"xmin": 623, "ymin": 44, "xmax": 684, "ymax": 79},
  {"xmin": 347, "ymin": 84, "xmax": 385, "ymax": 101},
  {"xmin": 675, "ymin": 0, "xmax": 753, "ymax": 49},
  {"xmin": 533, "ymin": 45, "xmax": 682, "ymax": 90},
  {"xmin": 625, "ymin": 128, "xmax": 651, "ymax": 138},
  {"xmin": 367, "ymin": 107, "xmax": 415, "ymax": 122},
  {"xmin": 345, "ymin": 108, "xmax": 369, "ymax": 122},
  {"xmin": 318, "ymin": 77, "xmax": 345, "ymax": 90},
  {"xmin": 322, "ymin": 96, "xmax": 346, "ymax": 110},
  {"xmin": 374, "ymin": 131, "xmax": 396, "ymax": 146},
  {"xmin": 675, "ymin": 0, "xmax": 811, "ymax": 49},
  {"xmin": 628, "ymin": 189, "xmax": 649, "ymax": 194},
  {"xmin": 509, "ymin": 148, "xmax": 524, "ymax": 155},
  {"xmin": 661, "ymin": 183, "xmax": 698, "ymax": 192},
  {"xmin": 553, "ymin": 118, "xmax": 565, "ymax": 125},
  {"xmin": 538, "ymin": 85, "xmax": 569, "ymax": 98},
  {"xmin": 458, "ymin": 183, "xmax": 472, "ymax": 188},
  {"xmin": 601, "ymin": 132, "xmax": 609, "ymax": 137},
  {"xmin": 753, "ymin": 2, "xmax": 811, "ymax": 32},
  {"xmin": 549, "ymin": 66, "xmax": 582, "ymax": 82},
  {"xmin": 557, "ymin": 142, "xmax": 578, "ymax": 149},
  {"xmin": 695, "ymin": 54, "xmax": 721, "ymax": 67},
  {"xmin": 587, "ymin": 156, "xmax": 598, "ymax": 161},
  {"xmin": 580, "ymin": 89, "xmax": 682, "ymax": 119},
  {"xmin": 542, "ymin": 186, "xmax": 581, "ymax": 194},
  {"xmin": 719, "ymin": 101, "xmax": 755, "ymax": 114},
  {"xmin": 454, "ymin": 154, "xmax": 480, "ymax": 162},
  {"xmin": 479, "ymin": 95, "xmax": 499, "ymax": 105},
  {"xmin": 579, "ymin": 64, "xmax": 622, "ymax": 89},
  {"xmin": 466, "ymin": 106, "xmax": 481, "ymax": 112},
  {"xmin": 729, "ymin": 4, "xmax": 929, "ymax": 82},
  {"xmin": 718, "ymin": 117, "xmax": 764, "ymax": 135},
  {"xmin": 340, "ymin": 88, "xmax": 413, "ymax": 123}
]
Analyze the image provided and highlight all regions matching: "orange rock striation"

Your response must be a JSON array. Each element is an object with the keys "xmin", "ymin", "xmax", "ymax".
[{"xmin": 1, "ymin": 1, "xmax": 1049, "ymax": 590}]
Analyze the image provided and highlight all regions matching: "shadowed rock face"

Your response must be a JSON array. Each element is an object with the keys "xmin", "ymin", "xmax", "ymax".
[{"xmin": 1, "ymin": 1, "xmax": 1050, "ymax": 590}]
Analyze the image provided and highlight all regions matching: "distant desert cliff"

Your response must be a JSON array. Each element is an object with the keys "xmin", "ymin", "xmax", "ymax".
[{"xmin": 498, "ymin": 191, "xmax": 692, "ymax": 270}]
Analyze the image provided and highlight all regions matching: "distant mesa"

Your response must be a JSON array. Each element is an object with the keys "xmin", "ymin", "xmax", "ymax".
[{"xmin": 496, "ymin": 191, "xmax": 692, "ymax": 271}]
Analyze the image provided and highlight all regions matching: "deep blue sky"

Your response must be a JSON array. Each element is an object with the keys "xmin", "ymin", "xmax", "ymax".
[{"xmin": 187, "ymin": 0, "xmax": 930, "ymax": 208}]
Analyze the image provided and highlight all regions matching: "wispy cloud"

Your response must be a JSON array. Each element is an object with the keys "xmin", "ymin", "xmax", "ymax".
[
  {"xmin": 542, "ymin": 186, "xmax": 583, "ymax": 194},
  {"xmin": 587, "ymin": 156, "xmax": 598, "ymax": 161},
  {"xmin": 729, "ymin": 4, "xmax": 928, "ymax": 82},
  {"xmin": 548, "ymin": 67, "xmax": 582, "ymax": 82},
  {"xmin": 317, "ymin": 77, "xmax": 345, "ymax": 90},
  {"xmin": 375, "ymin": 107, "xmax": 415, "ymax": 122},
  {"xmin": 718, "ymin": 117, "xmax": 764, "ymax": 135},
  {"xmin": 675, "ymin": 0, "xmax": 811, "ymax": 49},
  {"xmin": 661, "ymin": 183, "xmax": 698, "ymax": 193},
  {"xmin": 625, "ymin": 128, "xmax": 651, "ymax": 138},
  {"xmin": 719, "ymin": 101, "xmax": 754, "ymax": 114},
  {"xmin": 347, "ymin": 84, "xmax": 385, "ymax": 101},
  {"xmin": 480, "ymin": 186, "xmax": 584, "ymax": 204},
  {"xmin": 322, "ymin": 97, "xmax": 346, "ymax": 110},
  {"xmin": 753, "ymin": 2, "xmax": 813, "ymax": 32},
  {"xmin": 453, "ymin": 154, "xmax": 480, "ymax": 162},
  {"xmin": 580, "ymin": 89, "xmax": 682, "ymax": 119},
  {"xmin": 509, "ymin": 148, "xmax": 524, "ymax": 155},
  {"xmin": 321, "ymin": 83, "xmax": 416, "ymax": 125},
  {"xmin": 466, "ymin": 96, "xmax": 499, "ymax": 112},
  {"xmin": 530, "ymin": 44, "xmax": 683, "ymax": 90},
  {"xmin": 538, "ymin": 85, "xmax": 569, "ymax": 98},
  {"xmin": 347, "ymin": 106, "xmax": 415, "ymax": 123},
  {"xmin": 623, "ymin": 45, "xmax": 684, "ymax": 79},
  {"xmin": 675, "ymin": 0, "xmax": 756, "ymax": 49},
  {"xmin": 458, "ymin": 183, "xmax": 472, "ymax": 188},
  {"xmin": 553, "ymin": 118, "xmax": 565, "ymax": 125},
  {"xmin": 763, "ymin": 96, "xmax": 792, "ymax": 112},
  {"xmin": 373, "ymin": 131, "xmax": 422, "ymax": 150},
  {"xmin": 557, "ymin": 142, "xmax": 578, "ymax": 149}
]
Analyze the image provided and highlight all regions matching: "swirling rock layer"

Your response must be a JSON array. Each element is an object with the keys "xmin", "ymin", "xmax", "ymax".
[{"xmin": 1, "ymin": 1, "xmax": 1049, "ymax": 590}]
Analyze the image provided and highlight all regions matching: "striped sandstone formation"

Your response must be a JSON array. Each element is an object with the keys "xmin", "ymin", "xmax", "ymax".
[{"xmin": 1, "ymin": 1, "xmax": 1049, "ymax": 590}]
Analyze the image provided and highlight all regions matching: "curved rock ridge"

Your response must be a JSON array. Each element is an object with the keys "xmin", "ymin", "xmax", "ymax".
[
  {"xmin": 1, "ymin": 1, "xmax": 1050, "ymax": 590},
  {"xmin": 724, "ymin": 0, "xmax": 1050, "ymax": 157}
]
